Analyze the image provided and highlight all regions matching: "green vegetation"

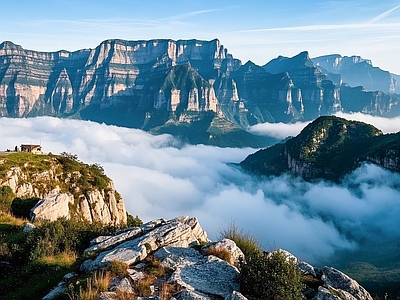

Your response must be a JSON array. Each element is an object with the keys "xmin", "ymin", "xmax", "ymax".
[
  {"xmin": 220, "ymin": 223, "xmax": 305, "ymax": 300},
  {"xmin": 0, "ymin": 186, "xmax": 15, "ymax": 212},
  {"xmin": 0, "ymin": 152, "xmax": 143, "ymax": 299},
  {"xmin": 11, "ymin": 197, "xmax": 40, "ymax": 219},
  {"xmin": 241, "ymin": 115, "xmax": 400, "ymax": 182},
  {"xmin": 127, "ymin": 214, "xmax": 143, "ymax": 227},
  {"xmin": 0, "ymin": 217, "xmax": 116, "ymax": 298},
  {"xmin": 240, "ymin": 250, "xmax": 305, "ymax": 300}
]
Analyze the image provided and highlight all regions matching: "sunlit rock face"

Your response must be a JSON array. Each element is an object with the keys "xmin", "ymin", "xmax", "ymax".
[
  {"xmin": 1, "ymin": 39, "xmax": 400, "ymax": 147},
  {"xmin": 0, "ymin": 39, "xmax": 235, "ymax": 118},
  {"xmin": 0, "ymin": 156, "xmax": 127, "ymax": 226}
]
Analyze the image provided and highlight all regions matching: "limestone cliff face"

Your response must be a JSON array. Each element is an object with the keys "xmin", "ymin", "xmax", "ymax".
[
  {"xmin": 0, "ymin": 39, "xmax": 235, "ymax": 118},
  {"xmin": 1, "ymin": 40, "xmax": 400, "ymax": 147},
  {"xmin": 0, "ymin": 153, "xmax": 127, "ymax": 226}
]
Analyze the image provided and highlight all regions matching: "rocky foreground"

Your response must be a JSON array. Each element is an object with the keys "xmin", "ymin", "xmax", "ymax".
[{"xmin": 43, "ymin": 216, "xmax": 373, "ymax": 300}]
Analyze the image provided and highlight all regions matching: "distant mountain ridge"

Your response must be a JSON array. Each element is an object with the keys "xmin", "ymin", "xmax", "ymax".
[
  {"xmin": 240, "ymin": 115, "xmax": 400, "ymax": 182},
  {"xmin": 312, "ymin": 54, "xmax": 400, "ymax": 94},
  {"xmin": 1, "ymin": 39, "xmax": 400, "ymax": 147}
]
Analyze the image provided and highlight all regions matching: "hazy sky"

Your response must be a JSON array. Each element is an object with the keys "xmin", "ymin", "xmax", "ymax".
[
  {"xmin": 1, "ymin": 113, "xmax": 400, "ymax": 266},
  {"xmin": 1, "ymin": 1, "xmax": 400, "ymax": 73}
]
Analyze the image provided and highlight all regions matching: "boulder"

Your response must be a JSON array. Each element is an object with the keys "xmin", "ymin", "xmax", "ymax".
[
  {"xmin": 159, "ymin": 248, "xmax": 239, "ymax": 297},
  {"xmin": 298, "ymin": 260, "xmax": 317, "ymax": 277},
  {"xmin": 109, "ymin": 277, "xmax": 134, "ymax": 294},
  {"xmin": 23, "ymin": 222, "xmax": 35, "ymax": 233},
  {"xmin": 224, "ymin": 291, "xmax": 248, "ymax": 300},
  {"xmin": 96, "ymin": 292, "xmax": 119, "ymax": 300},
  {"xmin": 320, "ymin": 267, "xmax": 373, "ymax": 300},
  {"xmin": 81, "ymin": 216, "xmax": 209, "ymax": 273},
  {"xmin": 313, "ymin": 286, "xmax": 342, "ymax": 300},
  {"xmin": 127, "ymin": 269, "xmax": 145, "ymax": 281},
  {"xmin": 201, "ymin": 239, "xmax": 244, "ymax": 266},
  {"xmin": 31, "ymin": 193, "xmax": 73, "ymax": 222},
  {"xmin": 155, "ymin": 246, "xmax": 204, "ymax": 270},
  {"xmin": 42, "ymin": 272, "xmax": 78, "ymax": 300}
]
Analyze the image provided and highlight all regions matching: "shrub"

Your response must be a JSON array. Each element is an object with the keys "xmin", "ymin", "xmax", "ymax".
[
  {"xmin": 240, "ymin": 250, "xmax": 305, "ymax": 300},
  {"xmin": 20, "ymin": 217, "xmax": 115, "ymax": 262},
  {"xmin": 0, "ymin": 186, "xmax": 15, "ymax": 213},
  {"xmin": 11, "ymin": 197, "xmax": 41, "ymax": 219},
  {"xmin": 219, "ymin": 222, "xmax": 262, "ymax": 258},
  {"xmin": 127, "ymin": 214, "xmax": 143, "ymax": 227}
]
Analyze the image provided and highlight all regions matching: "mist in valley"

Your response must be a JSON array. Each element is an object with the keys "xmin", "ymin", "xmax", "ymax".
[{"xmin": 1, "ymin": 113, "xmax": 400, "ymax": 268}]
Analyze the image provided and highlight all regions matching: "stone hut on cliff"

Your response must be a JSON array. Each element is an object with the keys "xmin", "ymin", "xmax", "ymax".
[{"xmin": 20, "ymin": 144, "xmax": 42, "ymax": 154}]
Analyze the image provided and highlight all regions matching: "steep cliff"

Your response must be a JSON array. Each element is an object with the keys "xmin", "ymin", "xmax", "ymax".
[
  {"xmin": 0, "ymin": 151, "xmax": 127, "ymax": 225},
  {"xmin": 1, "ymin": 39, "xmax": 400, "ymax": 147},
  {"xmin": 240, "ymin": 116, "xmax": 400, "ymax": 182}
]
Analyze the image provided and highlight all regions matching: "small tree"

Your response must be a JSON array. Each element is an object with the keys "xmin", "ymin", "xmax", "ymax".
[
  {"xmin": 240, "ymin": 250, "xmax": 305, "ymax": 300},
  {"xmin": 127, "ymin": 214, "xmax": 143, "ymax": 227},
  {"xmin": 0, "ymin": 186, "xmax": 15, "ymax": 212}
]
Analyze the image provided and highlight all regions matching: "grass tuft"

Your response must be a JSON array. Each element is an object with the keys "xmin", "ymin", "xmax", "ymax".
[
  {"xmin": 204, "ymin": 246, "xmax": 234, "ymax": 265},
  {"xmin": 219, "ymin": 221, "xmax": 262, "ymax": 258}
]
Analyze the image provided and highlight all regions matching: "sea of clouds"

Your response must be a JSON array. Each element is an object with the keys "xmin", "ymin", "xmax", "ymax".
[{"xmin": 1, "ymin": 112, "xmax": 400, "ymax": 265}]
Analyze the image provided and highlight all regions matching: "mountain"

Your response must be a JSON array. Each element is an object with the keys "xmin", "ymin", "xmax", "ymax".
[
  {"xmin": 312, "ymin": 54, "xmax": 400, "ymax": 94},
  {"xmin": 1, "ymin": 39, "xmax": 400, "ymax": 147},
  {"xmin": 240, "ymin": 115, "xmax": 400, "ymax": 182}
]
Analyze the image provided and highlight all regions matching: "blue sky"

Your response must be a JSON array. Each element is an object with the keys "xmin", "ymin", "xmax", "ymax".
[{"xmin": 2, "ymin": 0, "xmax": 400, "ymax": 73}]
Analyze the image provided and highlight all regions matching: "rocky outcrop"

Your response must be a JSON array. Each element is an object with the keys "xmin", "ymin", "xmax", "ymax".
[
  {"xmin": 30, "ymin": 189, "xmax": 127, "ymax": 225},
  {"xmin": 0, "ymin": 153, "xmax": 127, "ymax": 226},
  {"xmin": 43, "ymin": 216, "xmax": 372, "ymax": 300},
  {"xmin": 81, "ymin": 216, "xmax": 209, "ymax": 273}
]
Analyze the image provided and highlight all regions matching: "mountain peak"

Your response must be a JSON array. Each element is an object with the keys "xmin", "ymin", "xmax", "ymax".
[
  {"xmin": 240, "ymin": 115, "xmax": 398, "ymax": 182},
  {"xmin": 0, "ymin": 41, "xmax": 22, "ymax": 50},
  {"xmin": 263, "ymin": 51, "xmax": 314, "ymax": 74}
]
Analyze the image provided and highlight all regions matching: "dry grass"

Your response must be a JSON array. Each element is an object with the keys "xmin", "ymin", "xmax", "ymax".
[
  {"xmin": 159, "ymin": 282, "xmax": 180, "ymax": 300},
  {"xmin": 115, "ymin": 289, "xmax": 135, "ymax": 300},
  {"xmin": 69, "ymin": 271, "xmax": 112, "ymax": 300},
  {"xmin": 204, "ymin": 246, "xmax": 234, "ymax": 265},
  {"xmin": 0, "ymin": 211, "xmax": 26, "ymax": 226},
  {"xmin": 132, "ymin": 275, "xmax": 156, "ymax": 297},
  {"xmin": 36, "ymin": 250, "xmax": 76, "ymax": 267},
  {"xmin": 107, "ymin": 260, "xmax": 128, "ymax": 278},
  {"xmin": 145, "ymin": 255, "xmax": 166, "ymax": 277},
  {"xmin": 219, "ymin": 221, "xmax": 262, "ymax": 258}
]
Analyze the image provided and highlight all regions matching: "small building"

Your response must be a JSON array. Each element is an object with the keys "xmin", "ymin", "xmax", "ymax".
[{"xmin": 20, "ymin": 144, "xmax": 42, "ymax": 154}]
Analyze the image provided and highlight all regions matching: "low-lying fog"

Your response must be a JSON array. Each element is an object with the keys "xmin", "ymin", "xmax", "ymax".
[{"xmin": 1, "ymin": 112, "xmax": 400, "ymax": 266}]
